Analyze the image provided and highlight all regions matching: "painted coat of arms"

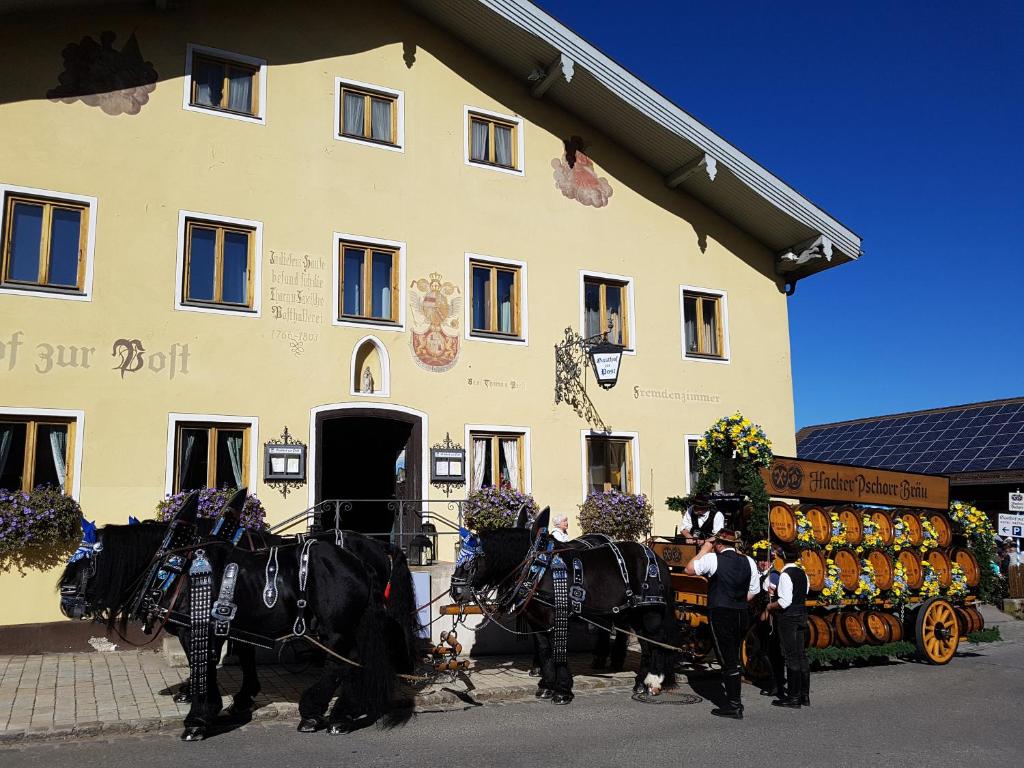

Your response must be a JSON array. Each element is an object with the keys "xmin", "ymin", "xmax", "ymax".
[
  {"xmin": 409, "ymin": 273, "xmax": 461, "ymax": 372},
  {"xmin": 551, "ymin": 137, "xmax": 613, "ymax": 208}
]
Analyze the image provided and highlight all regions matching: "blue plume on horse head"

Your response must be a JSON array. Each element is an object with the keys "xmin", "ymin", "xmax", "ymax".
[
  {"xmin": 81, "ymin": 517, "xmax": 97, "ymax": 543},
  {"xmin": 68, "ymin": 518, "xmax": 99, "ymax": 563},
  {"xmin": 128, "ymin": 515, "xmax": 140, "ymax": 526},
  {"xmin": 455, "ymin": 527, "xmax": 480, "ymax": 568}
]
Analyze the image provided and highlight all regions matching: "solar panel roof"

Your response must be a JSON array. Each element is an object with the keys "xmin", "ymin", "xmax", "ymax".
[{"xmin": 796, "ymin": 398, "xmax": 1024, "ymax": 475}]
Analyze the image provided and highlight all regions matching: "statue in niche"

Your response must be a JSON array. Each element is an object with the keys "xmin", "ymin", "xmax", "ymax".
[
  {"xmin": 47, "ymin": 31, "xmax": 158, "ymax": 116},
  {"xmin": 551, "ymin": 135, "xmax": 613, "ymax": 208},
  {"xmin": 361, "ymin": 366, "xmax": 375, "ymax": 394}
]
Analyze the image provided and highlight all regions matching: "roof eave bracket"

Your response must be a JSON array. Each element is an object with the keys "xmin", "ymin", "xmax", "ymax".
[
  {"xmin": 665, "ymin": 154, "xmax": 718, "ymax": 188},
  {"xmin": 529, "ymin": 53, "xmax": 575, "ymax": 98},
  {"xmin": 776, "ymin": 234, "xmax": 833, "ymax": 276}
]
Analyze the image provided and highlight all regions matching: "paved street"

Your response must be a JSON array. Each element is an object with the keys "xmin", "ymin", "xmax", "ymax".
[{"xmin": 3, "ymin": 617, "xmax": 1022, "ymax": 767}]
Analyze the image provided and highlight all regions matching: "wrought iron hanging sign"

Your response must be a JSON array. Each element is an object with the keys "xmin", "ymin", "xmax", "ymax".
[
  {"xmin": 554, "ymin": 324, "xmax": 623, "ymax": 430},
  {"xmin": 263, "ymin": 427, "xmax": 307, "ymax": 498},
  {"xmin": 430, "ymin": 432, "xmax": 466, "ymax": 498}
]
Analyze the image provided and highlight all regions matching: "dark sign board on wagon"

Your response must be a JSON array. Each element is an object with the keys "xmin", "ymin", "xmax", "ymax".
[{"xmin": 760, "ymin": 456, "xmax": 950, "ymax": 510}]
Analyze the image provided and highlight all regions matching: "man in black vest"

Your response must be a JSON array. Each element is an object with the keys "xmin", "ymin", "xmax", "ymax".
[
  {"xmin": 679, "ymin": 494, "xmax": 725, "ymax": 541},
  {"xmin": 685, "ymin": 529, "xmax": 760, "ymax": 719},
  {"xmin": 766, "ymin": 553, "xmax": 810, "ymax": 708}
]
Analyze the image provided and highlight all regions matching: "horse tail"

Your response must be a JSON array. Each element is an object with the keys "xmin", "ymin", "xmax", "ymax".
[
  {"xmin": 384, "ymin": 547, "xmax": 421, "ymax": 674},
  {"xmin": 352, "ymin": 566, "xmax": 396, "ymax": 720}
]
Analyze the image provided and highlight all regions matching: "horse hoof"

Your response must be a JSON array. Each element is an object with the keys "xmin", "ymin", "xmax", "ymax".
[
  {"xmin": 297, "ymin": 717, "xmax": 322, "ymax": 733},
  {"xmin": 535, "ymin": 688, "xmax": 554, "ymax": 700},
  {"xmin": 552, "ymin": 693, "xmax": 574, "ymax": 705},
  {"xmin": 632, "ymin": 682, "xmax": 645, "ymax": 695},
  {"xmin": 173, "ymin": 693, "xmax": 192, "ymax": 704},
  {"xmin": 180, "ymin": 727, "xmax": 205, "ymax": 741}
]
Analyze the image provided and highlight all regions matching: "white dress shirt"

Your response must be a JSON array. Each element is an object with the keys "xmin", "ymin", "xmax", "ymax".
[
  {"xmin": 691, "ymin": 548, "xmax": 761, "ymax": 596},
  {"xmin": 777, "ymin": 564, "xmax": 800, "ymax": 609},
  {"xmin": 683, "ymin": 510, "xmax": 725, "ymax": 536}
]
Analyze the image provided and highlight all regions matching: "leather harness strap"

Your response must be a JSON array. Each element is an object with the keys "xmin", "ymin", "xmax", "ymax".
[
  {"xmin": 188, "ymin": 550, "xmax": 214, "ymax": 703},
  {"xmin": 263, "ymin": 546, "xmax": 280, "ymax": 608},
  {"xmin": 212, "ymin": 562, "xmax": 240, "ymax": 638},
  {"xmin": 293, "ymin": 539, "xmax": 316, "ymax": 637}
]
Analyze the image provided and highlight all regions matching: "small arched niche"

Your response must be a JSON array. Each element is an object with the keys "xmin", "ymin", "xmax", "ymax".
[{"xmin": 350, "ymin": 335, "xmax": 390, "ymax": 397}]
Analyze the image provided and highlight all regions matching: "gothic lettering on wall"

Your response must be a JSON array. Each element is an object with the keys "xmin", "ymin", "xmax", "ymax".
[
  {"xmin": 409, "ymin": 273, "xmax": 461, "ymax": 372},
  {"xmin": 551, "ymin": 136, "xmax": 613, "ymax": 208},
  {"xmin": 47, "ymin": 31, "xmax": 158, "ymax": 116},
  {"xmin": 0, "ymin": 330, "xmax": 189, "ymax": 379},
  {"xmin": 268, "ymin": 250, "xmax": 326, "ymax": 357}
]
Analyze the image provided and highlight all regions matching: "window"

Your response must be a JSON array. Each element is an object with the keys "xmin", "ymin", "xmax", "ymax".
[
  {"xmin": 465, "ymin": 107, "xmax": 523, "ymax": 173},
  {"xmin": 685, "ymin": 436, "xmax": 721, "ymax": 494},
  {"xmin": 183, "ymin": 44, "xmax": 266, "ymax": 123},
  {"xmin": 584, "ymin": 276, "xmax": 631, "ymax": 348},
  {"xmin": 469, "ymin": 432, "xmax": 525, "ymax": 491},
  {"xmin": 174, "ymin": 422, "xmax": 250, "ymax": 492},
  {"xmin": 338, "ymin": 241, "xmax": 399, "ymax": 324},
  {"xmin": 182, "ymin": 218, "xmax": 255, "ymax": 309},
  {"xmin": 2, "ymin": 191, "xmax": 90, "ymax": 294},
  {"xmin": 0, "ymin": 417, "xmax": 75, "ymax": 493},
  {"xmin": 682, "ymin": 288, "xmax": 728, "ymax": 361},
  {"xmin": 336, "ymin": 79, "xmax": 402, "ymax": 149},
  {"xmin": 469, "ymin": 258, "xmax": 522, "ymax": 339},
  {"xmin": 586, "ymin": 435, "xmax": 634, "ymax": 494}
]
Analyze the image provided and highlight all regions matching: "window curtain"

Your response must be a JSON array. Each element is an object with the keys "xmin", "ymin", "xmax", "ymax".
[
  {"xmin": 607, "ymin": 441, "xmax": 626, "ymax": 491},
  {"xmin": 498, "ymin": 294, "xmax": 512, "ymax": 333},
  {"xmin": 179, "ymin": 432, "xmax": 196, "ymax": 488},
  {"xmin": 701, "ymin": 302, "xmax": 717, "ymax": 355},
  {"xmin": 500, "ymin": 439, "xmax": 520, "ymax": 490},
  {"xmin": 494, "ymin": 125, "xmax": 513, "ymax": 166},
  {"xmin": 344, "ymin": 92, "xmax": 365, "ymax": 135},
  {"xmin": 0, "ymin": 425, "xmax": 12, "ymax": 479},
  {"xmin": 49, "ymin": 428, "xmax": 68, "ymax": 492},
  {"xmin": 227, "ymin": 70, "xmax": 252, "ymax": 112},
  {"xmin": 370, "ymin": 98, "xmax": 391, "ymax": 142},
  {"xmin": 471, "ymin": 120, "xmax": 489, "ymax": 161},
  {"xmin": 226, "ymin": 434, "xmax": 244, "ymax": 487},
  {"xmin": 472, "ymin": 438, "xmax": 489, "ymax": 490}
]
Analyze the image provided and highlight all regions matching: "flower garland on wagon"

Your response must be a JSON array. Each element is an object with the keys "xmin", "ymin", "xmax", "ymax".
[
  {"xmin": 818, "ymin": 558, "xmax": 845, "ymax": 606},
  {"xmin": 918, "ymin": 517, "xmax": 940, "ymax": 554},
  {"xmin": 919, "ymin": 560, "xmax": 941, "ymax": 599},
  {"xmin": 947, "ymin": 563, "xmax": 969, "ymax": 600},
  {"xmin": 827, "ymin": 511, "xmax": 847, "ymax": 550},
  {"xmin": 854, "ymin": 559, "xmax": 880, "ymax": 602},
  {"xmin": 860, "ymin": 515, "xmax": 883, "ymax": 551},
  {"xmin": 888, "ymin": 560, "xmax": 910, "ymax": 604},
  {"xmin": 578, "ymin": 490, "xmax": 653, "ymax": 541},
  {"xmin": 795, "ymin": 507, "xmax": 816, "ymax": 549},
  {"xmin": 948, "ymin": 500, "xmax": 998, "ymax": 602}
]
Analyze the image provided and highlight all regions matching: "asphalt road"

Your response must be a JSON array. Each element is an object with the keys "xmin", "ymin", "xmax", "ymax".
[{"xmin": 5, "ymin": 633, "xmax": 1022, "ymax": 768}]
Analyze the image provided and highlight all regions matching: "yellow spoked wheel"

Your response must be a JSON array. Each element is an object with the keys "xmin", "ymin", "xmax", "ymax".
[{"xmin": 914, "ymin": 597, "xmax": 960, "ymax": 665}]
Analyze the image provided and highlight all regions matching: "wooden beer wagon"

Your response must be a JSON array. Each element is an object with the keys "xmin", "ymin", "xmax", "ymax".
[{"xmin": 652, "ymin": 457, "xmax": 986, "ymax": 672}]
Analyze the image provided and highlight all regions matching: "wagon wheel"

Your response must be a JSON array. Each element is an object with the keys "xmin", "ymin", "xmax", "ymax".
[
  {"xmin": 740, "ymin": 627, "xmax": 771, "ymax": 683},
  {"xmin": 914, "ymin": 597, "xmax": 960, "ymax": 665}
]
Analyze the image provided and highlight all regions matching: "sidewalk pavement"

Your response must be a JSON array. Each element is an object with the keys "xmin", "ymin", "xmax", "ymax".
[{"xmin": 0, "ymin": 649, "xmax": 637, "ymax": 744}]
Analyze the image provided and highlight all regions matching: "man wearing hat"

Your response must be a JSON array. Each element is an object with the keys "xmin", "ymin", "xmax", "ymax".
[
  {"xmin": 685, "ymin": 529, "xmax": 760, "ymax": 719},
  {"xmin": 679, "ymin": 494, "xmax": 726, "ymax": 541}
]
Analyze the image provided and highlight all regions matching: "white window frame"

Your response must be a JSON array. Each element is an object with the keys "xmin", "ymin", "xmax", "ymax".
[
  {"xmin": 684, "ymin": 433, "xmax": 702, "ymax": 495},
  {"xmin": 164, "ymin": 412, "xmax": 259, "ymax": 497},
  {"xmin": 175, "ymin": 209, "xmax": 263, "ymax": 318},
  {"xmin": 579, "ymin": 429, "xmax": 640, "ymax": 501},
  {"xmin": 334, "ymin": 77, "xmax": 405, "ymax": 153},
  {"xmin": 463, "ymin": 105, "xmax": 525, "ymax": 176},
  {"xmin": 0, "ymin": 406, "xmax": 85, "ymax": 499},
  {"xmin": 0, "ymin": 183, "xmax": 97, "ymax": 302},
  {"xmin": 349, "ymin": 334, "xmax": 391, "ymax": 398},
  {"xmin": 332, "ymin": 231, "xmax": 407, "ymax": 332},
  {"xmin": 464, "ymin": 424, "xmax": 533, "ymax": 494},
  {"xmin": 464, "ymin": 252, "xmax": 528, "ymax": 346},
  {"xmin": 579, "ymin": 269, "xmax": 636, "ymax": 355},
  {"xmin": 680, "ymin": 284, "xmax": 730, "ymax": 364},
  {"xmin": 182, "ymin": 43, "xmax": 267, "ymax": 125}
]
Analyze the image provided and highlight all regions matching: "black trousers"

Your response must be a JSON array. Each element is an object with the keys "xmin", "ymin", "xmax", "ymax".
[
  {"xmin": 709, "ymin": 607, "xmax": 749, "ymax": 677},
  {"xmin": 778, "ymin": 614, "xmax": 809, "ymax": 674}
]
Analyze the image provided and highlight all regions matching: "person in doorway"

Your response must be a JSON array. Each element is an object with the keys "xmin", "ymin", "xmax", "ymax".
[
  {"xmin": 551, "ymin": 514, "xmax": 571, "ymax": 543},
  {"xmin": 679, "ymin": 494, "xmax": 725, "ymax": 542},
  {"xmin": 685, "ymin": 530, "xmax": 760, "ymax": 719},
  {"xmin": 766, "ymin": 550, "xmax": 811, "ymax": 708}
]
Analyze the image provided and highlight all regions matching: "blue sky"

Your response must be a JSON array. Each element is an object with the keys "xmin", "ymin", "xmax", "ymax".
[{"xmin": 534, "ymin": 1, "xmax": 1024, "ymax": 429}]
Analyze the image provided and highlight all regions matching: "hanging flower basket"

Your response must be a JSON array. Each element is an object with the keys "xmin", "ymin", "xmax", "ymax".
[
  {"xmin": 0, "ymin": 486, "xmax": 82, "ymax": 573},
  {"xmin": 577, "ymin": 490, "xmax": 652, "ymax": 542},
  {"xmin": 463, "ymin": 487, "xmax": 538, "ymax": 531},
  {"xmin": 156, "ymin": 486, "xmax": 267, "ymax": 531}
]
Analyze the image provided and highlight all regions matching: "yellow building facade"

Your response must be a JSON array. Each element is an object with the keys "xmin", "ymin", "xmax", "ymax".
[{"xmin": 0, "ymin": 0, "xmax": 861, "ymax": 629}]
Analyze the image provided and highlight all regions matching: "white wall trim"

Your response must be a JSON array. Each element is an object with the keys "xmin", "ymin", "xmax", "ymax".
[
  {"xmin": 163, "ymin": 412, "xmax": 259, "ymax": 497},
  {"xmin": 0, "ymin": 406, "xmax": 85, "ymax": 500},
  {"xmin": 464, "ymin": 252, "xmax": 529, "ymax": 346},
  {"xmin": 683, "ymin": 433, "xmax": 702, "ymax": 495},
  {"xmin": 463, "ymin": 105, "xmax": 525, "ymax": 176},
  {"xmin": 174, "ymin": 209, "xmax": 263, "ymax": 318},
  {"xmin": 332, "ymin": 231, "xmax": 407, "ymax": 332},
  {"xmin": 307, "ymin": 402, "xmax": 429, "ymax": 507},
  {"xmin": 349, "ymin": 334, "xmax": 391, "ymax": 398},
  {"xmin": 578, "ymin": 269, "xmax": 637, "ymax": 355},
  {"xmin": 578, "ymin": 429, "xmax": 641, "ymax": 502},
  {"xmin": 182, "ymin": 43, "xmax": 267, "ymax": 125},
  {"xmin": 464, "ymin": 423, "xmax": 533, "ymax": 493},
  {"xmin": 333, "ymin": 77, "xmax": 405, "ymax": 153},
  {"xmin": 679, "ymin": 284, "xmax": 731, "ymax": 364},
  {"xmin": 0, "ymin": 183, "xmax": 98, "ymax": 302}
]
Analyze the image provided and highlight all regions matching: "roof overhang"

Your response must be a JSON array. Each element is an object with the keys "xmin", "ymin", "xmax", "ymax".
[{"xmin": 404, "ymin": 0, "xmax": 863, "ymax": 281}]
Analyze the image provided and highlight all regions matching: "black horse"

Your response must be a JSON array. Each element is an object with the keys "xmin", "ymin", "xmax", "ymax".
[{"xmin": 450, "ymin": 510, "xmax": 676, "ymax": 704}]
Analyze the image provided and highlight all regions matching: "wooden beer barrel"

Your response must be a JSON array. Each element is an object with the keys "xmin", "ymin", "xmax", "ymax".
[
  {"xmin": 836, "ymin": 506, "xmax": 863, "ymax": 545},
  {"xmin": 833, "ymin": 548, "xmax": 861, "ymax": 591},
  {"xmin": 868, "ymin": 550, "xmax": 894, "ymax": 590},
  {"xmin": 769, "ymin": 502, "xmax": 797, "ymax": 543},
  {"xmin": 966, "ymin": 605, "xmax": 984, "ymax": 634},
  {"xmin": 837, "ymin": 611, "xmax": 868, "ymax": 646},
  {"xmin": 927, "ymin": 550, "xmax": 953, "ymax": 587},
  {"xmin": 953, "ymin": 606, "xmax": 976, "ymax": 635},
  {"xmin": 800, "ymin": 549, "xmax": 826, "ymax": 592},
  {"xmin": 801, "ymin": 505, "xmax": 831, "ymax": 547},
  {"xmin": 880, "ymin": 611, "xmax": 903, "ymax": 642},
  {"xmin": 898, "ymin": 549, "xmax": 924, "ymax": 589},
  {"xmin": 927, "ymin": 513, "xmax": 953, "ymax": 547},
  {"xmin": 899, "ymin": 513, "xmax": 923, "ymax": 545},
  {"xmin": 807, "ymin": 614, "xmax": 832, "ymax": 648},
  {"xmin": 949, "ymin": 547, "xmax": 980, "ymax": 587},
  {"xmin": 864, "ymin": 610, "xmax": 892, "ymax": 644},
  {"xmin": 869, "ymin": 510, "xmax": 894, "ymax": 545}
]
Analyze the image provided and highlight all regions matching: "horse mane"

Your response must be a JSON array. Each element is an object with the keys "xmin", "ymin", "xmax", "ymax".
[
  {"xmin": 87, "ymin": 522, "xmax": 168, "ymax": 619},
  {"xmin": 477, "ymin": 528, "xmax": 533, "ymax": 589}
]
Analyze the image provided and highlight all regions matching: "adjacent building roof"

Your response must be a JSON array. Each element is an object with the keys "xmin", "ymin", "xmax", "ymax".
[{"xmin": 796, "ymin": 397, "xmax": 1024, "ymax": 481}]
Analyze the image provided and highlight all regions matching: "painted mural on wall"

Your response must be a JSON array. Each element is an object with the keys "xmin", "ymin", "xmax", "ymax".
[
  {"xmin": 409, "ymin": 273, "xmax": 461, "ymax": 372},
  {"xmin": 551, "ymin": 136, "xmax": 613, "ymax": 208},
  {"xmin": 47, "ymin": 31, "xmax": 158, "ymax": 116}
]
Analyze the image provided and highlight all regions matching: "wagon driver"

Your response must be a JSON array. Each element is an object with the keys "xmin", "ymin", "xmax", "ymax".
[
  {"xmin": 679, "ymin": 493, "xmax": 725, "ymax": 541},
  {"xmin": 685, "ymin": 529, "xmax": 760, "ymax": 719}
]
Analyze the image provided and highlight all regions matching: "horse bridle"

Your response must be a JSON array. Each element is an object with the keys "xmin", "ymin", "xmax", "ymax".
[{"xmin": 59, "ymin": 548, "xmax": 99, "ymax": 620}]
